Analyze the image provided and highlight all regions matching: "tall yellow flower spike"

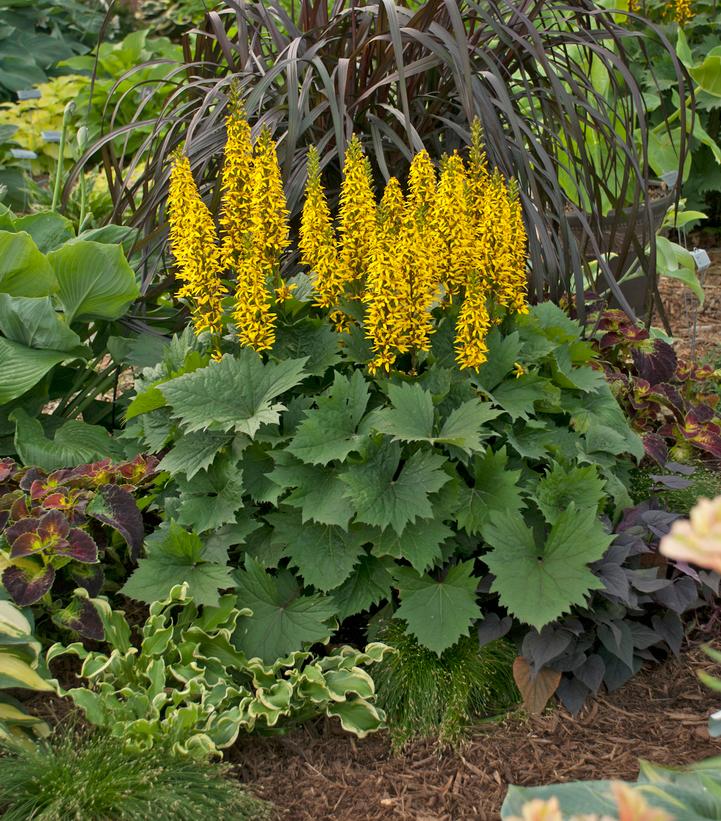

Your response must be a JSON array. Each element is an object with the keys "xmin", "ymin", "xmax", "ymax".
[
  {"xmin": 407, "ymin": 150, "xmax": 437, "ymax": 215},
  {"xmin": 431, "ymin": 153, "xmax": 478, "ymax": 298},
  {"xmin": 231, "ymin": 126, "xmax": 288, "ymax": 352},
  {"xmin": 167, "ymin": 152, "xmax": 227, "ymax": 340},
  {"xmin": 506, "ymin": 179, "xmax": 529, "ymax": 314},
  {"xmin": 337, "ymin": 135, "xmax": 376, "ymax": 295},
  {"xmin": 365, "ymin": 177, "xmax": 410, "ymax": 374},
  {"xmin": 455, "ymin": 270, "xmax": 491, "ymax": 370},
  {"xmin": 672, "ymin": 0, "xmax": 693, "ymax": 25},
  {"xmin": 218, "ymin": 87, "xmax": 253, "ymax": 271},
  {"xmin": 300, "ymin": 146, "xmax": 341, "ymax": 309}
]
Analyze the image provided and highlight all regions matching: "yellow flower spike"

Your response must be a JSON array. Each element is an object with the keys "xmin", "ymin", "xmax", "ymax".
[
  {"xmin": 407, "ymin": 149, "xmax": 437, "ymax": 216},
  {"xmin": 300, "ymin": 146, "xmax": 342, "ymax": 309},
  {"xmin": 218, "ymin": 86, "xmax": 253, "ymax": 271},
  {"xmin": 167, "ymin": 152, "xmax": 227, "ymax": 341},
  {"xmin": 455, "ymin": 270, "xmax": 491, "ymax": 371},
  {"xmin": 275, "ymin": 281, "xmax": 296, "ymax": 303},
  {"xmin": 468, "ymin": 118, "xmax": 490, "ymax": 208},
  {"xmin": 250, "ymin": 126, "xmax": 290, "ymax": 277},
  {"xmin": 507, "ymin": 178, "xmax": 529, "ymax": 314},
  {"xmin": 430, "ymin": 153, "xmax": 477, "ymax": 298},
  {"xmin": 672, "ymin": 0, "xmax": 693, "ymax": 25},
  {"xmin": 232, "ymin": 250, "xmax": 277, "ymax": 352},
  {"xmin": 338, "ymin": 135, "xmax": 377, "ymax": 295},
  {"xmin": 378, "ymin": 175, "xmax": 405, "ymax": 233}
]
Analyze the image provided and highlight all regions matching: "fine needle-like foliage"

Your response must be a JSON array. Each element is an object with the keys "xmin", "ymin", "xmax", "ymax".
[
  {"xmin": 373, "ymin": 621, "xmax": 518, "ymax": 749},
  {"xmin": 0, "ymin": 727, "xmax": 270, "ymax": 821}
]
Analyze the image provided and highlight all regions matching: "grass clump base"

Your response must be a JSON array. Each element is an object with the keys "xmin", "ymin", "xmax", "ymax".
[
  {"xmin": 0, "ymin": 725, "xmax": 270, "ymax": 821},
  {"xmin": 374, "ymin": 621, "xmax": 518, "ymax": 750}
]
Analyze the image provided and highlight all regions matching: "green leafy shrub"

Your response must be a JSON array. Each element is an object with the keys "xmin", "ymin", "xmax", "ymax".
[
  {"xmin": 0, "ymin": 726, "xmax": 270, "ymax": 821},
  {"xmin": 373, "ymin": 620, "xmax": 517, "ymax": 748},
  {"xmin": 0, "ymin": 584, "xmax": 54, "ymax": 743},
  {"xmin": 48, "ymin": 583, "xmax": 391, "ymax": 756},
  {"xmin": 0, "ymin": 455, "xmax": 157, "ymax": 632}
]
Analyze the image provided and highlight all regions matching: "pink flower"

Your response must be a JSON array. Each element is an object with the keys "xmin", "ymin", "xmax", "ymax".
[{"xmin": 660, "ymin": 496, "xmax": 721, "ymax": 574}]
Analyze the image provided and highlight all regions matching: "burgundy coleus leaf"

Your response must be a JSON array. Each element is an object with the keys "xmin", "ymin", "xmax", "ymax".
[
  {"xmin": 632, "ymin": 339, "xmax": 677, "ymax": 385},
  {"xmin": 599, "ymin": 331, "xmax": 623, "ymax": 349},
  {"xmin": 70, "ymin": 562, "xmax": 105, "ymax": 597},
  {"xmin": 51, "ymin": 595, "xmax": 104, "ymax": 640},
  {"xmin": 8, "ymin": 510, "xmax": 70, "ymax": 559},
  {"xmin": 66, "ymin": 459, "xmax": 115, "ymax": 489},
  {"xmin": 651, "ymin": 383, "xmax": 685, "ymax": 415},
  {"xmin": 2, "ymin": 559, "xmax": 55, "ymax": 605},
  {"xmin": 687, "ymin": 404, "xmax": 715, "ymax": 426},
  {"xmin": 9, "ymin": 495, "xmax": 30, "ymax": 520},
  {"xmin": 643, "ymin": 433, "xmax": 668, "ymax": 466},
  {"xmin": 18, "ymin": 468, "xmax": 46, "ymax": 492},
  {"xmin": 117, "ymin": 455, "xmax": 159, "ymax": 486},
  {"xmin": 0, "ymin": 458, "xmax": 15, "ymax": 483},
  {"xmin": 57, "ymin": 529, "xmax": 98, "ymax": 564},
  {"xmin": 87, "ymin": 484, "xmax": 144, "ymax": 561}
]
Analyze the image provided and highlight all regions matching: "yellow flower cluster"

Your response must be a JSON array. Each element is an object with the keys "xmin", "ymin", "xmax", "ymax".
[
  {"xmin": 167, "ymin": 97, "xmax": 290, "ymax": 353},
  {"xmin": 301, "ymin": 124, "xmax": 528, "ymax": 372},
  {"xmin": 672, "ymin": 0, "xmax": 693, "ymax": 25},
  {"xmin": 167, "ymin": 152, "xmax": 227, "ymax": 341}
]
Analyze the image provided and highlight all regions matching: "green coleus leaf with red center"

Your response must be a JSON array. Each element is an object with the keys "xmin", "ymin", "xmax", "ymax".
[{"xmin": 5, "ymin": 509, "xmax": 98, "ymax": 563}]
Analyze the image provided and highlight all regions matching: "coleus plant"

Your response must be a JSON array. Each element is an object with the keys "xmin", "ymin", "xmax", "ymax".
[
  {"xmin": 0, "ymin": 455, "xmax": 157, "ymax": 638},
  {"xmin": 122, "ymin": 303, "xmax": 645, "ymax": 671},
  {"xmin": 592, "ymin": 309, "xmax": 721, "ymax": 465}
]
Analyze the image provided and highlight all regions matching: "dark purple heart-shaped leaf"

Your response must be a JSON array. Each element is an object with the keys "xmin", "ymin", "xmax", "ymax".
[
  {"xmin": 61, "ymin": 529, "xmax": 99, "ymax": 563},
  {"xmin": 632, "ymin": 339, "xmax": 677, "ymax": 385},
  {"xmin": 37, "ymin": 509, "xmax": 70, "ymax": 541},
  {"xmin": 69, "ymin": 562, "xmax": 105, "ymax": 597},
  {"xmin": 642, "ymin": 433, "xmax": 668, "ymax": 465},
  {"xmin": 52, "ymin": 596, "xmax": 104, "ymax": 640},
  {"xmin": 5, "ymin": 517, "xmax": 38, "ymax": 543},
  {"xmin": 87, "ymin": 484, "xmax": 144, "ymax": 560},
  {"xmin": 2, "ymin": 561, "xmax": 55, "ymax": 605},
  {"xmin": 9, "ymin": 531, "xmax": 43, "ymax": 559}
]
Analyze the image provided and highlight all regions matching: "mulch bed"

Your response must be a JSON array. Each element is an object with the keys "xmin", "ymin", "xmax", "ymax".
[{"xmin": 235, "ymin": 641, "xmax": 721, "ymax": 821}]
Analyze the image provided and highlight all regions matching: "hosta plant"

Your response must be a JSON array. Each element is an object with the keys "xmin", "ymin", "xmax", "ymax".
[
  {"xmin": 591, "ymin": 308, "xmax": 721, "ymax": 465},
  {"xmin": 48, "ymin": 584, "xmax": 391, "ymax": 757},
  {"xmin": 0, "ymin": 455, "xmax": 157, "ymax": 636},
  {"xmin": 0, "ymin": 584, "xmax": 54, "ymax": 743}
]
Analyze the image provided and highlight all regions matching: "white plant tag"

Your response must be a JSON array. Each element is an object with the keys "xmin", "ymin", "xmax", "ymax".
[
  {"xmin": 9, "ymin": 148, "xmax": 37, "ymax": 160},
  {"xmin": 691, "ymin": 248, "xmax": 711, "ymax": 272},
  {"xmin": 16, "ymin": 89, "xmax": 41, "ymax": 100},
  {"xmin": 41, "ymin": 130, "xmax": 62, "ymax": 143}
]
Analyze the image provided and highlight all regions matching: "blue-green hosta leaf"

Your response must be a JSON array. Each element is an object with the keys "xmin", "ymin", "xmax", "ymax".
[
  {"xmin": 233, "ymin": 559, "xmax": 335, "ymax": 662},
  {"xmin": 330, "ymin": 555, "xmax": 395, "ymax": 620},
  {"xmin": 340, "ymin": 440, "xmax": 450, "ymax": 535},
  {"xmin": 175, "ymin": 456, "xmax": 245, "ymax": 533},
  {"xmin": 157, "ymin": 431, "xmax": 232, "ymax": 480},
  {"xmin": 121, "ymin": 522, "xmax": 234, "ymax": 607},
  {"xmin": 0, "ymin": 230, "xmax": 57, "ymax": 297},
  {"xmin": 535, "ymin": 463, "xmax": 606, "ymax": 525},
  {"xmin": 482, "ymin": 505, "xmax": 612, "ymax": 631},
  {"xmin": 47, "ymin": 240, "xmax": 139, "ymax": 323},
  {"xmin": 0, "ymin": 337, "xmax": 76, "ymax": 404},
  {"xmin": 267, "ymin": 509, "xmax": 367, "ymax": 591},
  {"xmin": 287, "ymin": 369, "xmax": 370, "ymax": 465},
  {"xmin": 160, "ymin": 350, "xmax": 307, "ymax": 436},
  {"xmin": 393, "ymin": 561, "xmax": 483, "ymax": 655},
  {"xmin": 11, "ymin": 409, "xmax": 122, "ymax": 471},
  {"xmin": 0, "ymin": 294, "xmax": 81, "ymax": 351},
  {"xmin": 370, "ymin": 517, "xmax": 453, "ymax": 573},
  {"xmin": 12, "ymin": 212, "xmax": 74, "ymax": 253},
  {"xmin": 456, "ymin": 448, "xmax": 525, "ymax": 535}
]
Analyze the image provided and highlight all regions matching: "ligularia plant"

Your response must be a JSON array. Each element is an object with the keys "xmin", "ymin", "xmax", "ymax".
[{"xmin": 167, "ymin": 98, "xmax": 527, "ymax": 375}]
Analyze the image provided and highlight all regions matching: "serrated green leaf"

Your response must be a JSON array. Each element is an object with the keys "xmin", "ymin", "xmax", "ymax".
[
  {"xmin": 330, "ymin": 555, "xmax": 395, "ymax": 620},
  {"xmin": 482, "ymin": 505, "xmax": 612, "ymax": 630},
  {"xmin": 373, "ymin": 382, "xmax": 435, "ymax": 441},
  {"xmin": 437, "ymin": 399, "xmax": 501, "ymax": 454},
  {"xmin": 175, "ymin": 456, "xmax": 245, "ymax": 533},
  {"xmin": 491, "ymin": 374, "xmax": 551, "ymax": 421},
  {"xmin": 341, "ymin": 440, "xmax": 450, "ymax": 535},
  {"xmin": 157, "ymin": 432, "xmax": 231, "ymax": 479},
  {"xmin": 239, "ymin": 443, "xmax": 283, "ymax": 505},
  {"xmin": 267, "ymin": 509, "xmax": 367, "ymax": 591},
  {"xmin": 269, "ymin": 459, "xmax": 353, "ymax": 529},
  {"xmin": 273, "ymin": 321, "xmax": 341, "ymax": 376},
  {"xmin": 233, "ymin": 559, "xmax": 335, "ymax": 662},
  {"xmin": 474, "ymin": 329, "xmax": 523, "ymax": 391},
  {"xmin": 456, "ymin": 448, "xmax": 524, "ymax": 535},
  {"xmin": 160, "ymin": 350, "xmax": 307, "ymax": 436},
  {"xmin": 121, "ymin": 522, "xmax": 234, "ymax": 607},
  {"xmin": 287, "ymin": 369, "xmax": 370, "ymax": 465},
  {"xmin": 552, "ymin": 346, "xmax": 605, "ymax": 393},
  {"xmin": 535, "ymin": 463, "xmax": 605, "ymax": 524},
  {"xmin": 370, "ymin": 517, "xmax": 453, "ymax": 573},
  {"xmin": 393, "ymin": 561, "xmax": 482, "ymax": 655}
]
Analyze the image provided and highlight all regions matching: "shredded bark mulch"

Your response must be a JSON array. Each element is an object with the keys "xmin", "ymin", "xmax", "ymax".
[{"xmin": 235, "ymin": 644, "xmax": 721, "ymax": 821}]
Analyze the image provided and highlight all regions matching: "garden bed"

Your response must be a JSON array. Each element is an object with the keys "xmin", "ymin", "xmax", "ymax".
[{"xmin": 238, "ymin": 641, "xmax": 721, "ymax": 820}]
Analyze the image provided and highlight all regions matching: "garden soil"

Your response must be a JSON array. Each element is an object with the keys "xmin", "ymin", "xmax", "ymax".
[{"xmin": 236, "ymin": 641, "xmax": 721, "ymax": 821}]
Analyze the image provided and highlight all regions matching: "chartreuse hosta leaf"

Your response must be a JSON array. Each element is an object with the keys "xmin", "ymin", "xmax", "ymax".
[
  {"xmin": 287, "ymin": 369, "xmax": 370, "ymax": 465},
  {"xmin": 341, "ymin": 440, "xmax": 450, "ymax": 535},
  {"xmin": 160, "ymin": 349, "xmax": 308, "ymax": 436},
  {"xmin": 372, "ymin": 382, "xmax": 500, "ymax": 455},
  {"xmin": 121, "ymin": 522, "xmax": 234, "ymax": 607},
  {"xmin": 482, "ymin": 505, "xmax": 612, "ymax": 631},
  {"xmin": 393, "ymin": 561, "xmax": 483, "ymax": 656},
  {"xmin": 233, "ymin": 560, "xmax": 336, "ymax": 662},
  {"xmin": 455, "ymin": 448, "xmax": 524, "ymax": 535}
]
